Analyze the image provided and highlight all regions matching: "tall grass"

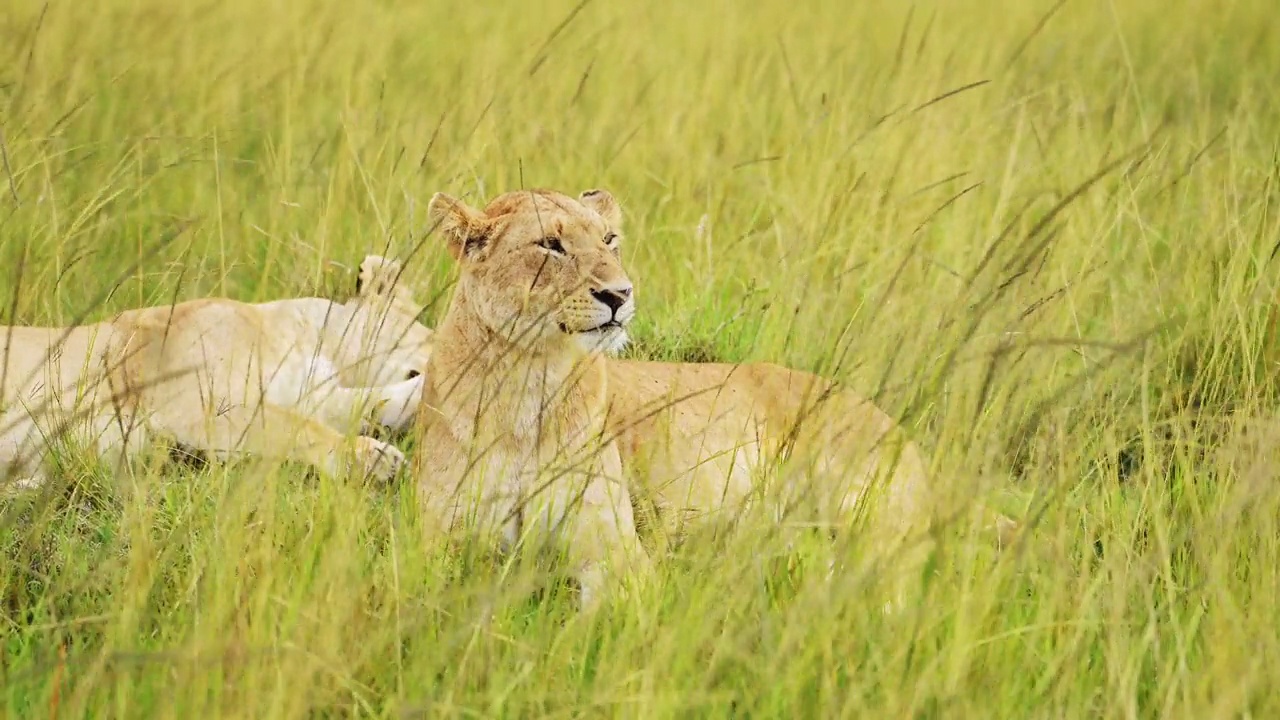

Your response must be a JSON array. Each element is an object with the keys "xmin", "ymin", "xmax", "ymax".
[{"xmin": 3, "ymin": 0, "xmax": 1279, "ymax": 715}]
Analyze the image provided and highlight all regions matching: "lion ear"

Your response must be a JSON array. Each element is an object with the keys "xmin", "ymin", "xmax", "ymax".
[
  {"xmin": 428, "ymin": 192, "xmax": 490, "ymax": 261},
  {"xmin": 356, "ymin": 255, "xmax": 404, "ymax": 297},
  {"xmin": 578, "ymin": 189, "xmax": 622, "ymax": 230}
]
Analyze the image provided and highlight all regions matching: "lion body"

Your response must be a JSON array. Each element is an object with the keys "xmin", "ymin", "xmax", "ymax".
[
  {"xmin": 416, "ymin": 187, "xmax": 933, "ymax": 610},
  {"xmin": 604, "ymin": 359, "xmax": 930, "ymax": 548},
  {"xmin": 1, "ymin": 255, "xmax": 432, "ymax": 489},
  {"xmin": 416, "ymin": 189, "xmax": 647, "ymax": 609}
]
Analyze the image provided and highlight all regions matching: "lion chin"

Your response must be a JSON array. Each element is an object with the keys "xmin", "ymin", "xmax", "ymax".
[{"xmin": 576, "ymin": 324, "xmax": 629, "ymax": 351}]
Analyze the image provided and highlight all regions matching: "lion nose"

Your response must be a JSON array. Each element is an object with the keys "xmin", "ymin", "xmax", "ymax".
[{"xmin": 591, "ymin": 284, "xmax": 632, "ymax": 314}]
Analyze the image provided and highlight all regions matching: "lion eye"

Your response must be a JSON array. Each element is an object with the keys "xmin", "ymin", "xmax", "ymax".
[
  {"xmin": 536, "ymin": 236, "xmax": 566, "ymax": 254},
  {"xmin": 603, "ymin": 232, "xmax": 618, "ymax": 247}
]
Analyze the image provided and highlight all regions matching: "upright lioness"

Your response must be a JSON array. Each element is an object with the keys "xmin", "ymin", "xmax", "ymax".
[
  {"xmin": 1, "ymin": 255, "xmax": 432, "ymax": 489},
  {"xmin": 417, "ymin": 187, "xmax": 934, "ymax": 609}
]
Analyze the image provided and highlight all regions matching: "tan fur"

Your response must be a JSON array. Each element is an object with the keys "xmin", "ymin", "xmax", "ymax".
[
  {"xmin": 604, "ymin": 360, "xmax": 928, "ymax": 541},
  {"xmin": 0, "ymin": 255, "xmax": 433, "ymax": 490},
  {"xmin": 417, "ymin": 187, "xmax": 936, "ymax": 610}
]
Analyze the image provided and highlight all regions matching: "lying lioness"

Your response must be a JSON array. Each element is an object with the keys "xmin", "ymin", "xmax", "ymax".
[
  {"xmin": 416, "ymin": 187, "xmax": 934, "ymax": 609},
  {"xmin": 1, "ymin": 255, "xmax": 432, "ymax": 489}
]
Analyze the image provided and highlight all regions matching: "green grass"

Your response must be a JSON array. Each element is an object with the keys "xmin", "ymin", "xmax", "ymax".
[{"xmin": 4, "ymin": 0, "xmax": 1280, "ymax": 715}]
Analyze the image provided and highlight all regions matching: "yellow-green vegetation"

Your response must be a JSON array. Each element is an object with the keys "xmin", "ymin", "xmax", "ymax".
[{"xmin": 3, "ymin": 0, "xmax": 1279, "ymax": 715}]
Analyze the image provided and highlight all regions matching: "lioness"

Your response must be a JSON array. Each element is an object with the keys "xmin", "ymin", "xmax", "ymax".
[
  {"xmin": 417, "ymin": 187, "xmax": 934, "ymax": 610},
  {"xmin": 1, "ymin": 255, "xmax": 432, "ymax": 489}
]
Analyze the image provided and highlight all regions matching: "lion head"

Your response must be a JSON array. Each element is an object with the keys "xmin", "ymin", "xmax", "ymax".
[
  {"xmin": 337, "ymin": 254, "xmax": 435, "ymax": 386},
  {"xmin": 426, "ymin": 188, "xmax": 634, "ymax": 354}
]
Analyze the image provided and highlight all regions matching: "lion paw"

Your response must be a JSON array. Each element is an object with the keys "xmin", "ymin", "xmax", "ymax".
[{"xmin": 350, "ymin": 436, "xmax": 405, "ymax": 482}]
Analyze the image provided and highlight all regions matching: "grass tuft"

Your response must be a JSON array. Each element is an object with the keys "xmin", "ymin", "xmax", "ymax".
[{"xmin": 3, "ymin": 0, "xmax": 1280, "ymax": 715}]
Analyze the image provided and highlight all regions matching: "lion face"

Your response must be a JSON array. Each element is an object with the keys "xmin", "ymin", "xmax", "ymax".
[
  {"xmin": 427, "ymin": 188, "xmax": 635, "ymax": 354},
  {"xmin": 340, "ymin": 254, "xmax": 435, "ymax": 385}
]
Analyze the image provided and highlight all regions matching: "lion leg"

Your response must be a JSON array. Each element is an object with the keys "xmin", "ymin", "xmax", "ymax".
[
  {"xmin": 531, "ymin": 453, "xmax": 652, "ymax": 611},
  {"xmin": 0, "ymin": 400, "xmax": 152, "ymax": 491},
  {"xmin": 776, "ymin": 413, "xmax": 933, "ymax": 614},
  {"xmin": 569, "ymin": 486, "xmax": 653, "ymax": 611},
  {"xmin": 414, "ymin": 418, "xmax": 649, "ymax": 612},
  {"xmin": 151, "ymin": 402, "xmax": 405, "ymax": 483},
  {"xmin": 366, "ymin": 375, "xmax": 426, "ymax": 432},
  {"xmin": 344, "ymin": 375, "xmax": 424, "ymax": 435},
  {"xmin": 289, "ymin": 375, "xmax": 425, "ymax": 436},
  {"xmin": 829, "ymin": 446, "xmax": 934, "ymax": 615}
]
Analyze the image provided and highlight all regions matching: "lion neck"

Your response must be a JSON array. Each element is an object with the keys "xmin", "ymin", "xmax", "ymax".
[{"xmin": 427, "ymin": 287, "xmax": 608, "ymax": 449}]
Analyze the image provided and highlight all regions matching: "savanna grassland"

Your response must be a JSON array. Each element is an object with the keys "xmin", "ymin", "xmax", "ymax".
[{"xmin": 3, "ymin": 0, "xmax": 1280, "ymax": 716}]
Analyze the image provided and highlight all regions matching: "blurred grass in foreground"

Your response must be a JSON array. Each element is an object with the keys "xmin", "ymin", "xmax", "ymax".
[{"xmin": 3, "ymin": 0, "xmax": 1280, "ymax": 716}]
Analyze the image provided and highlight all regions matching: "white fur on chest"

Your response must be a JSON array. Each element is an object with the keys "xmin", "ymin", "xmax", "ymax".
[
  {"xmin": 262, "ymin": 350, "xmax": 341, "ymax": 409},
  {"xmin": 303, "ymin": 355, "xmax": 341, "ymax": 386}
]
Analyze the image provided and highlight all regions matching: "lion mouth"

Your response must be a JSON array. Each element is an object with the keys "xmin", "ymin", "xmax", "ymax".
[{"xmin": 560, "ymin": 319, "xmax": 624, "ymax": 334}]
